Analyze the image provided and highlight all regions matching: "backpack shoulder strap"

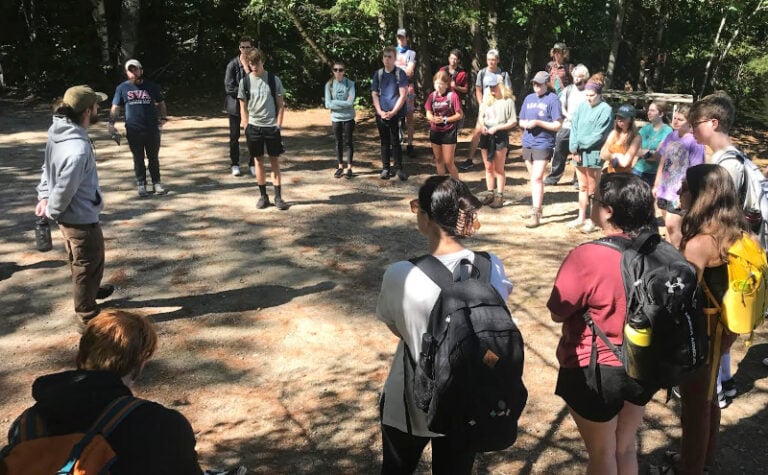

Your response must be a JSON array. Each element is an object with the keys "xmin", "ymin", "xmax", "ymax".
[
  {"xmin": 377, "ymin": 68, "xmax": 384, "ymax": 94},
  {"xmin": 473, "ymin": 251, "xmax": 493, "ymax": 283},
  {"xmin": 243, "ymin": 73, "xmax": 251, "ymax": 101},
  {"xmin": 409, "ymin": 254, "xmax": 455, "ymax": 289},
  {"xmin": 591, "ymin": 236, "xmax": 629, "ymax": 252},
  {"xmin": 267, "ymin": 71, "xmax": 277, "ymax": 105}
]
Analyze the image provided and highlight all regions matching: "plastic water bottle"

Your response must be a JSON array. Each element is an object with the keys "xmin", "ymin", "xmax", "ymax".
[
  {"xmin": 624, "ymin": 317, "xmax": 653, "ymax": 380},
  {"xmin": 35, "ymin": 217, "xmax": 53, "ymax": 252}
]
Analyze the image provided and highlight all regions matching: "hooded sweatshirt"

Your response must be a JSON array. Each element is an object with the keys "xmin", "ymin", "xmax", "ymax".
[
  {"xmin": 6, "ymin": 370, "xmax": 202, "ymax": 474},
  {"xmin": 36, "ymin": 115, "xmax": 103, "ymax": 224}
]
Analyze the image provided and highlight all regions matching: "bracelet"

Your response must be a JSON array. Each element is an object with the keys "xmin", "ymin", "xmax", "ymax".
[{"xmin": 443, "ymin": 117, "xmax": 448, "ymax": 124}]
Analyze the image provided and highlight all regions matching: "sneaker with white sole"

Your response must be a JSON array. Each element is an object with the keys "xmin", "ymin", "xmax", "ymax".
[
  {"xmin": 567, "ymin": 218, "xmax": 585, "ymax": 229},
  {"xmin": 249, "ymin": 166, "xmax": 256, "ymax": 177},
  {"xmin": 721, "ymin": 378, "xmax": 737, "ymax": 398},
  {"xmin": 232, "ymin": 165, "xmax": 241, "ymax": 176},
  {"xmin": 580, "ymin": 219, "xmax": 597, "ymax": 234},
  {"xmin": 137, "ymin": 184, "xmax": 148, "ymax": 197},
  {"xmin": 718, "ymin": 391, "xmax": 731, "ymax": 409},
  {"xmin": 153, "ymin": 183, "xmax": 167, "ymax": 195}
]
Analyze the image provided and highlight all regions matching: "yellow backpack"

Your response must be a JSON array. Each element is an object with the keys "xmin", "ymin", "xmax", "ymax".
[{"xmin": 703, "ymin": 233, "xmax": 768, "ymax": 334}]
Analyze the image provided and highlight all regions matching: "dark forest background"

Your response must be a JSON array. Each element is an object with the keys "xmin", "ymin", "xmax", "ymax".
[{"xmin": 1, "ymin": 0, "xmax": 766, "ymax": 124}]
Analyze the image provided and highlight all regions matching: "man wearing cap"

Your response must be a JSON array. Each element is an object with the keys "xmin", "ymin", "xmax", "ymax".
[
  {"xmin": 545, "ymin": 43, "xmax": 574, "ymax": 95},
  {"xmin": 225, "ymin": 35, "xmax": 254, "ymax": 177},
  {"xmin": 35, "ymin": 85, "xmax": 115, "ymax": 326},
  {"xmin": 394, "ymin": 28, "xmax": 417, "ymax": 156},
  {"xmin": 109, "ymin": 59, "xmax": 168, "ymax": 197}
]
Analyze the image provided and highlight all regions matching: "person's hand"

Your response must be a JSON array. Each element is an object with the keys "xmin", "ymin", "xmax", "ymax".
[
  {"xmin": 481, "ymin": 126, "xmax": 489, "ymax": 135},
  {"xmin": 108, "ymin": 124, "xmax": 117, "ymax": 135},
  {"xmin": 487, "ymin": 126, "xmax": 497, "ymax": 135},
  {"xmin": 240, "ymin": 119, "xmax": 247, "ymax": 130},
  {"xmin": 450, "ymin": 80, "xmax": 457, "ymax": 89},
  {"xmin": 573, "ymin": 153, "xmax": 582, "ymax": 164},
  {"xmin": 35, "ymin": 199, "xmax": 47, "ymax": 217},
  {"xmin": 652, "ymin": 186, "xmax": 658, "ymax": 199}
]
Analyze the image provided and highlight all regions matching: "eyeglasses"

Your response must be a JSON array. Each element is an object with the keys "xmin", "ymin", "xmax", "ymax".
[
  {"xmin": 409, "ymin": 199, "xmax": 422, "ymax": 214},
  {"xmin": 588, "ymin": 194, "xmax": 605, "ymax": 206},
  {"xmin": 333, "ymin": 68, "xmax": 344, "ymax": 72},
  {"xmin": 239, "ymin": 45, "xmax": 252, "ymax": 50},
  {"xmin": 692, "ymin": 118, "xmax": 713, "ymax": 127}
]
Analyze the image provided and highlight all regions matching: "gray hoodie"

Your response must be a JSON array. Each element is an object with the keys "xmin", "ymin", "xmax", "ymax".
[{"xmin": 36, "ymin": 115, "xmax": 103, "ymax": 224}]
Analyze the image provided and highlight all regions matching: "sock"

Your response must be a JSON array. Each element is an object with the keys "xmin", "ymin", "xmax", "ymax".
[
  {"xmin": 258, "ymin": 185, "xmax": 267, "ymax": 198},
  {"xmin": 274, "ymin": 185, "xmax": 282, "ymax": 200}
]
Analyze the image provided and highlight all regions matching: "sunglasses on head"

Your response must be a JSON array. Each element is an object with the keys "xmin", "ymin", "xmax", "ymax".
[{"xmin": 333, "ymin": 67, "xmax": 344, "ymax": 72}]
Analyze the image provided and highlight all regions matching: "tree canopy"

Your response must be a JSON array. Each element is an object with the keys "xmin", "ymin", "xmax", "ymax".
[{"xmin": 1, "ymin": 0, "xmax": 766, "ymax": 123}]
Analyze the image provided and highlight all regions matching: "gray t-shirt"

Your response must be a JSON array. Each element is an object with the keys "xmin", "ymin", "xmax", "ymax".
[{"xmin": 237, "ymin": 71, "xmax": 285, "ymax": 127}]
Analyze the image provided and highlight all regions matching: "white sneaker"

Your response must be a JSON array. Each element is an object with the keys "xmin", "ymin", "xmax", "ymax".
[
  {"xmin": 153, "ymin": 183, "xmax": 167, "ymax": 195},
  {"xmin": 249, "ymin": 166, "xmax": 256, "ymax": 177},
  {"xmin": 763, "ymin": 357, "xmax": 768, "ymax": 367},
  {"xmin": 231, "ymin": 165, "xmax": 241, "ymax": 176},
  {"xmin": 580, "ymin": 219, "xmax": 597, "ymax": 234},
  {"xmin": 137, "ymin": 184, "xmax": 148, "ymax": 197},
  {"xmin": 567, "ymin": 218, "xmax": 585, "ymax": 229}
]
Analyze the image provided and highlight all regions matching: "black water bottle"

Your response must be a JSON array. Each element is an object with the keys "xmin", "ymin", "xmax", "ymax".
[{"xmin": 35, "ymin": 217, "xmax": 53, "ymax": 252}]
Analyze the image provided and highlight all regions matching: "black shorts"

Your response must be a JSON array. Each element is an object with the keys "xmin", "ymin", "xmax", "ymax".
[
  {"xmin": 429, "ymin": 127, "xmax": 458, "ymax": 145},
  {"xmin": 657, "ymin": 198, "xmax": 684, "ymax": 216},
  {"xmin": 479, "ymin": 132, "xmax": 509, "ymax": 158},
  {"xmin": 555, "ymin": 366, "xmax": 657, "ymax": 422},
  {"xmin": 522, "ymin": 148, "xmax": 553, "ymax": 162},
  {"xmin": 245, "ymin": 125, "xmax": 284, "ymax": 157}
]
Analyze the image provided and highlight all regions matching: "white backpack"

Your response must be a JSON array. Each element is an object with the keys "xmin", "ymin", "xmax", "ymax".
[{"xmin": 720, "ymin": 150, "xmax": 768, "ymax": 249}]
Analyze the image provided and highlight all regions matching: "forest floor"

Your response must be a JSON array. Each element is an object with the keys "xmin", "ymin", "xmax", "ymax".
[{"xmin": 1, "ymin": 97, "xmax": 768, "ymax": 474}]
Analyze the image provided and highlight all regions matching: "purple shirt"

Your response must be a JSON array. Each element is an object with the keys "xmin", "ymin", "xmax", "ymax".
[
  {"xmin": 520, "ymin": 91, "xmax": 562, "ymax": 149},
  {"xmin": 656, "ymin": 131, "xmax": 706, "ymax": 202}
]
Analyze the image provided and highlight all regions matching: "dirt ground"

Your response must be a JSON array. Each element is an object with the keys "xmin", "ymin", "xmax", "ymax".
[{"xmin": 1, "ymin": 98, "xmax": 767, "ymax": 474}]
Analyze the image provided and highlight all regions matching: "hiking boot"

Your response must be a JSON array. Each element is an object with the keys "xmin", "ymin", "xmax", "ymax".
[
  {"xmin": 274, "ymin": 197, "xmax": 289, "ymax": 210},
  {"xmin": 137, "ymin": 184, "xmax": 148, "ymax": 197},
  {"xmin": 722, "ymin": 378, "xmax": 737, "ymax": 398},
  {"xmin": 396, "ymin": 169, "xmax": 408, "ymax": 181},
  {"xmin": 334, "ymin": 168, "xmax": 344, "ymax": 179},
  {"xmin": 525, "ymin": 207, "xmax": 542, "ymax": 228},
  {"xmin": 478, "ymin": 191, "xmax": 495, "ymax": 206},
  {"xmin": 231, "ymin": 165, "xmax": 241, "ymax": 177},
  {"xmin": 458, "ymin": 159, "xmax": 474, "ymax": 171},
  {"xmin": 153, "ymin": 183, "xmax": 167, "ymax": 195},
  {"xmin": 380, "ymin": 169, "xmax": 390, "ymax": 180},
  {"xmin": 256, "ymin": 195, "xmax": 270, "ymax": 209},
  {"xmin": 489, "ymin": 193, "xmax": 504, "ymax": 209},
  {"xmin": 96, "ymin": 284, "xmax": 115, "ymax": 300},
  {"xmin": 345, "ymin": 169, "xmax": 353, "ymax": 179}
]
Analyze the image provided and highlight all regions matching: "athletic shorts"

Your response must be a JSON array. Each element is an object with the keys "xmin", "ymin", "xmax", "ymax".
[
  {"xmin": 245, "ymin": 125, "xmax": 284, "ymax": 157},
  {"xmin": 522, "ymin": 148, "xmax": 553, "ymax": 162},
  {"xmin": 555, "ymin": 365, "xmax": 657, "ymax": 422},
  {"xmin": 429, "ymin": 128, "xmax": 458, "ymax": 145},
  {"xmin": 406, "ymin": 83, "xmax": 416, "ymax": 114},
  {"xmin": 479, "ymin": 132, "xmax": 509, "ymax": 159},
  {"xmin": 657, "ymin": 198, "xmax": 684, "ymax": 216}
]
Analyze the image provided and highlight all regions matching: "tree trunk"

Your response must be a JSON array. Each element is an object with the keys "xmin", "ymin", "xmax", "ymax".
[
  {"xmin": 699, "ymin": 12, "xmax": 727, "ymax": 99},
  {"xmin": 91, "ymin": 0, "xmax": 110, "ymax": 63},
  {"xmin": 487, "ymin": 9, "xmax": 497, "ymax": 50},
  {"xmin": 286, "ymin": 9, "xmax": 330, "ymax": 67},
  {"xmin": 605, "ymin": 0, "xmax": 629, "ymax": 89},
  {"xmin": 652, "ymin": 3, "xmax": 669, "ymax": 91},
  {"xmin": 709, "ymin": 0, "xmax": 765, "ymax": 92},
  {"xmin": 523, "ymin": 13, "xmax": 541, "ymax": 94},
  {"xmin": 120, "ymin": 0, "xmax": 141, "ymax": 62},
  {"xmin": 468, "ymin": 0, "xmax": 483, "ymax": 117}
]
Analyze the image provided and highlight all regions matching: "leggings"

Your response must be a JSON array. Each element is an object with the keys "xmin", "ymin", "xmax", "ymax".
[{"xmin": 333, "ymin": 120, "xmax": 355, "ymax": 166}]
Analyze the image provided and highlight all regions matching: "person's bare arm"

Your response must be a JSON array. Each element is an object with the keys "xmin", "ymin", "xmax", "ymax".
[
  {"xmin": 239, "ymin": 99, "xmax": 248, "ymax": 129},
  {"xmin": 276, "ymin": 95, "xmax": 285, "ymax": 128}
]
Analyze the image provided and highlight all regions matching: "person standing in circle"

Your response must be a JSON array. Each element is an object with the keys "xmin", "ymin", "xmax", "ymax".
[
  {"xmin": 224, "ymin": 36, "xmax": 254, "ymax": 177},
  {"xmin": 633, "ymin": 101, "xmax": 672, "ymax": 187},
  {"xmin": 324, "ymin": 61, "xmax": 356, "ymax": 179},
  {"xmin": 425, "ymin": 71, "xmax": 463, "ymax": 179},
  {"xmin": 600, "ymin": 104, "xmax": 641, "ymax": 174},
  {"xmin": 545, "ymin": 42, "xmax": 574, "ymax": 95}
]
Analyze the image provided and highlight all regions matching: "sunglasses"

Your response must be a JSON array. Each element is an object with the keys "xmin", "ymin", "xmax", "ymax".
[{"xmin": 333, "ymin": 67, "xmax": 344, "ymax": 72}]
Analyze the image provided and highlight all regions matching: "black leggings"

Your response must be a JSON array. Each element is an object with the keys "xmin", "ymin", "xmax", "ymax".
[
  {"xmin": 375, "ymin": 115, "xmax": 403, "ymax": 170},
  {"xmin": 333, "ymin": 120, "xmax": 354, "ymax": 166},
  {"xmin": 380, "ymin": 424, "xmax": 475, "ymax": 475}
]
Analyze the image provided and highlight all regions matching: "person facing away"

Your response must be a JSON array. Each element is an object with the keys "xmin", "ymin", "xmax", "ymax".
[
  {"xmin": 224, "ymin": 35, "xmax": 255, "ymax": 177},
  {"xmin": 371, "ymin": 46, "xmax": 409, "ymax": 181},
  {"xmin": 35, "ymin": 85, "xmax": 115, "ymax": 326},
  {"xmin": 238, "ymin": 47, "xmax": 288, "ymax": 211},
  {"xmin": 109, "ymin": 59, "xmax": 169, "ymax": 197},
  {"xmin": 2, "ymin": 310, "xmax": 203, "ymax": 474}
]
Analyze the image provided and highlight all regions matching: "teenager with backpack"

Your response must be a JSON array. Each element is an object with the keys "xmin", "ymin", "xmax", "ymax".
[
  {"xmin": 660, "ymin": 164, "xmax": 750, "ymax": 474},
  {"xmin": 372, "ymin": 46, "xmax": 409, "ymax": 181},
  {"xmin": 324, "ymin": 61, "xmax": 356, "ymax": 179},
  {"xmin": 425, "ymin": 70, "xmax": 462, "ymax": 179},
  {"xmin": 376, "ymin": 176, "xmax": 515, "ymax": 474},
  {"xmin": 0, "ymin": 310, "xmax": 203, "ymax": 474},
  {"xmin": 548, "ymin": 173, "xmax": 659, "ymax": 475},
  {"xmin": 224, "ymin": 36, "xmax": 254, "ymax": 177}
]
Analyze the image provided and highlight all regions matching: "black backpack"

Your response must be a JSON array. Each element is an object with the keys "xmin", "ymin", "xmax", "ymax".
[
  {"xmin": 241, "ymin": 71, "xmax": 277, "ymax": 105},
  {"xmin": 406, "ymin": 252, "xmax": 527, "ymax": 452},
  {"xmin": 584, "ymin": 232, "xmax": 707, "ymax": 391}
]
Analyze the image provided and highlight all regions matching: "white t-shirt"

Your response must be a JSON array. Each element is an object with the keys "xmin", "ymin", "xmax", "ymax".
[
  {"xmin": 712, "ymin": 146, "xmax": 745, "ymax": 195},
  {"xmin": 559, "ymin": 84, "xmax": 587, "ymax": 129},
  {"xmin": 375, "ymin": 249, "xmax": 513, "ymax": 436}
]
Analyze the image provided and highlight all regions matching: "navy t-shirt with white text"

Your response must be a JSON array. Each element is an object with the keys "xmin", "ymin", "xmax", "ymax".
[
  {"xmin": 112, "ymin": 80, "xmax": 163, "ymax": 131},
  {"xmin": 519, "ymin": 91, "xmax": 562, "ymax": 149}
]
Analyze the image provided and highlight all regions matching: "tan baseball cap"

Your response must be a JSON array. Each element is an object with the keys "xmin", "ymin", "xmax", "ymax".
[{"xmin": 62, "ymin": 85, "xmax": 108, "ymax": 113}]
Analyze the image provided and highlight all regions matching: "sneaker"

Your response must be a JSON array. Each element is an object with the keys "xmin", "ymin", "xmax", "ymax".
[
  {"xmin": 763, "ymin": 357, "xmax": 768, "ymax": 367},
  {"xmin": 256, "ymin": 195, "xmax": 270, "ymax": 209},
  {"xmin": 153, "ymin": 183, "xmax": 167, "ymax": 195},
  {"xmin": 580, "ymin": 220, "xmax": 597, "ymax": 234},
  {"xmin": 525, "ymin": 208, "xmax": 541, "ymax": 228},
  {"xmin": 334, "ymin": 168, "xmax": 344, "ymax": 179},
  {"xmin": 249, "ymin": 166, "xmax": 256, "ymax": 177},
  {"xmin": 489, "ymin": 193, "xmax": 504, "ymax": 209},
  {"xmin": 671, "ymin": 386, "xmax": 681, "ymax": 399},
  {"xmin": 345, "ymin": 169, "xmax": 353, "ymax": 179},
  {"xmin": 396, "ymin": 169, "xmax": 408, "ymax": 181},
  {"xmin": 479, "ymin": 191, "xmax": 495, "ymax": 206},
  {"xmin": 380, "ymin": 169, "xmax": 390, "ymax": 180},
  {"xmin": 274, "ymin": 197, "xmax": 289, "ymax": 210},
  {"xmin": 231, "ymin": 165, "xmax": 241, "ymax": 177},
  {"xmin": 718, "ymin": 391, "xmax": 731, "ymax": 409},
  {"xmin": 721, "ymin": 378, "xmax": 737, "ymax": 398},
  {"xmin": 137, "ymin": 184, "xmax": 148, "ymax": 197},
  {"xmin": 96, "ymin": 284, "xmax": 115, "ymax": 300},
  {"xmin": 458, "ymin": 159, "xmax": 474, "ymax": 171},
  {"xmin": 567, "ymin": 218, "xmax": 585, "ymax": 229},
  {"xmin": 544, "ymin": 176, "xmax": 560, "ymax": 186},
  {"xmin": 407, "ymin": 145, "xmax": 415, "ymax": 156}
]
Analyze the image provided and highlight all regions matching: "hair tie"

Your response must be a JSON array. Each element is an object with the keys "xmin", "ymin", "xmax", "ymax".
[
  {"xmin": 455, "ymin": 209, "xmax": 480, "ymax": 237},
  {"xmin": 585, "ymin": 82, "xmax": 603, "ymax": 95}
]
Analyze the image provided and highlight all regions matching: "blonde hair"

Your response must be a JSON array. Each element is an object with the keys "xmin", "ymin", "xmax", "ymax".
[{"xmin": 483, "ymin": 84, "xmax": 515, "ymax": 106}]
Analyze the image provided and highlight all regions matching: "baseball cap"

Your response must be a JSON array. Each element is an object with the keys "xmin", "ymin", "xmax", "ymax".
[
  {"xmin": 62, "ymin": 85, "xmax": 108, "ymax": 114},
  {"xmin": 616, "ymin": 104, "xmax": 636, "ymax": 119},
  {"xmin": 483, "ymin": 74, "xmax": 499, "ymax": 88},
  {"xmin": 532, "ymin": 71, "xmax": 550, "ymax": 84},
  {"xmin": 553, "ymin": 42, "xmax": 568, "ymax": 50},
  {"xmin": 396, "ymin": 28, "xmax": 407, "ymax": 37},
  {"xmin": 125, "ymin": 59, "xmax": 143, "ymax": 70}
]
